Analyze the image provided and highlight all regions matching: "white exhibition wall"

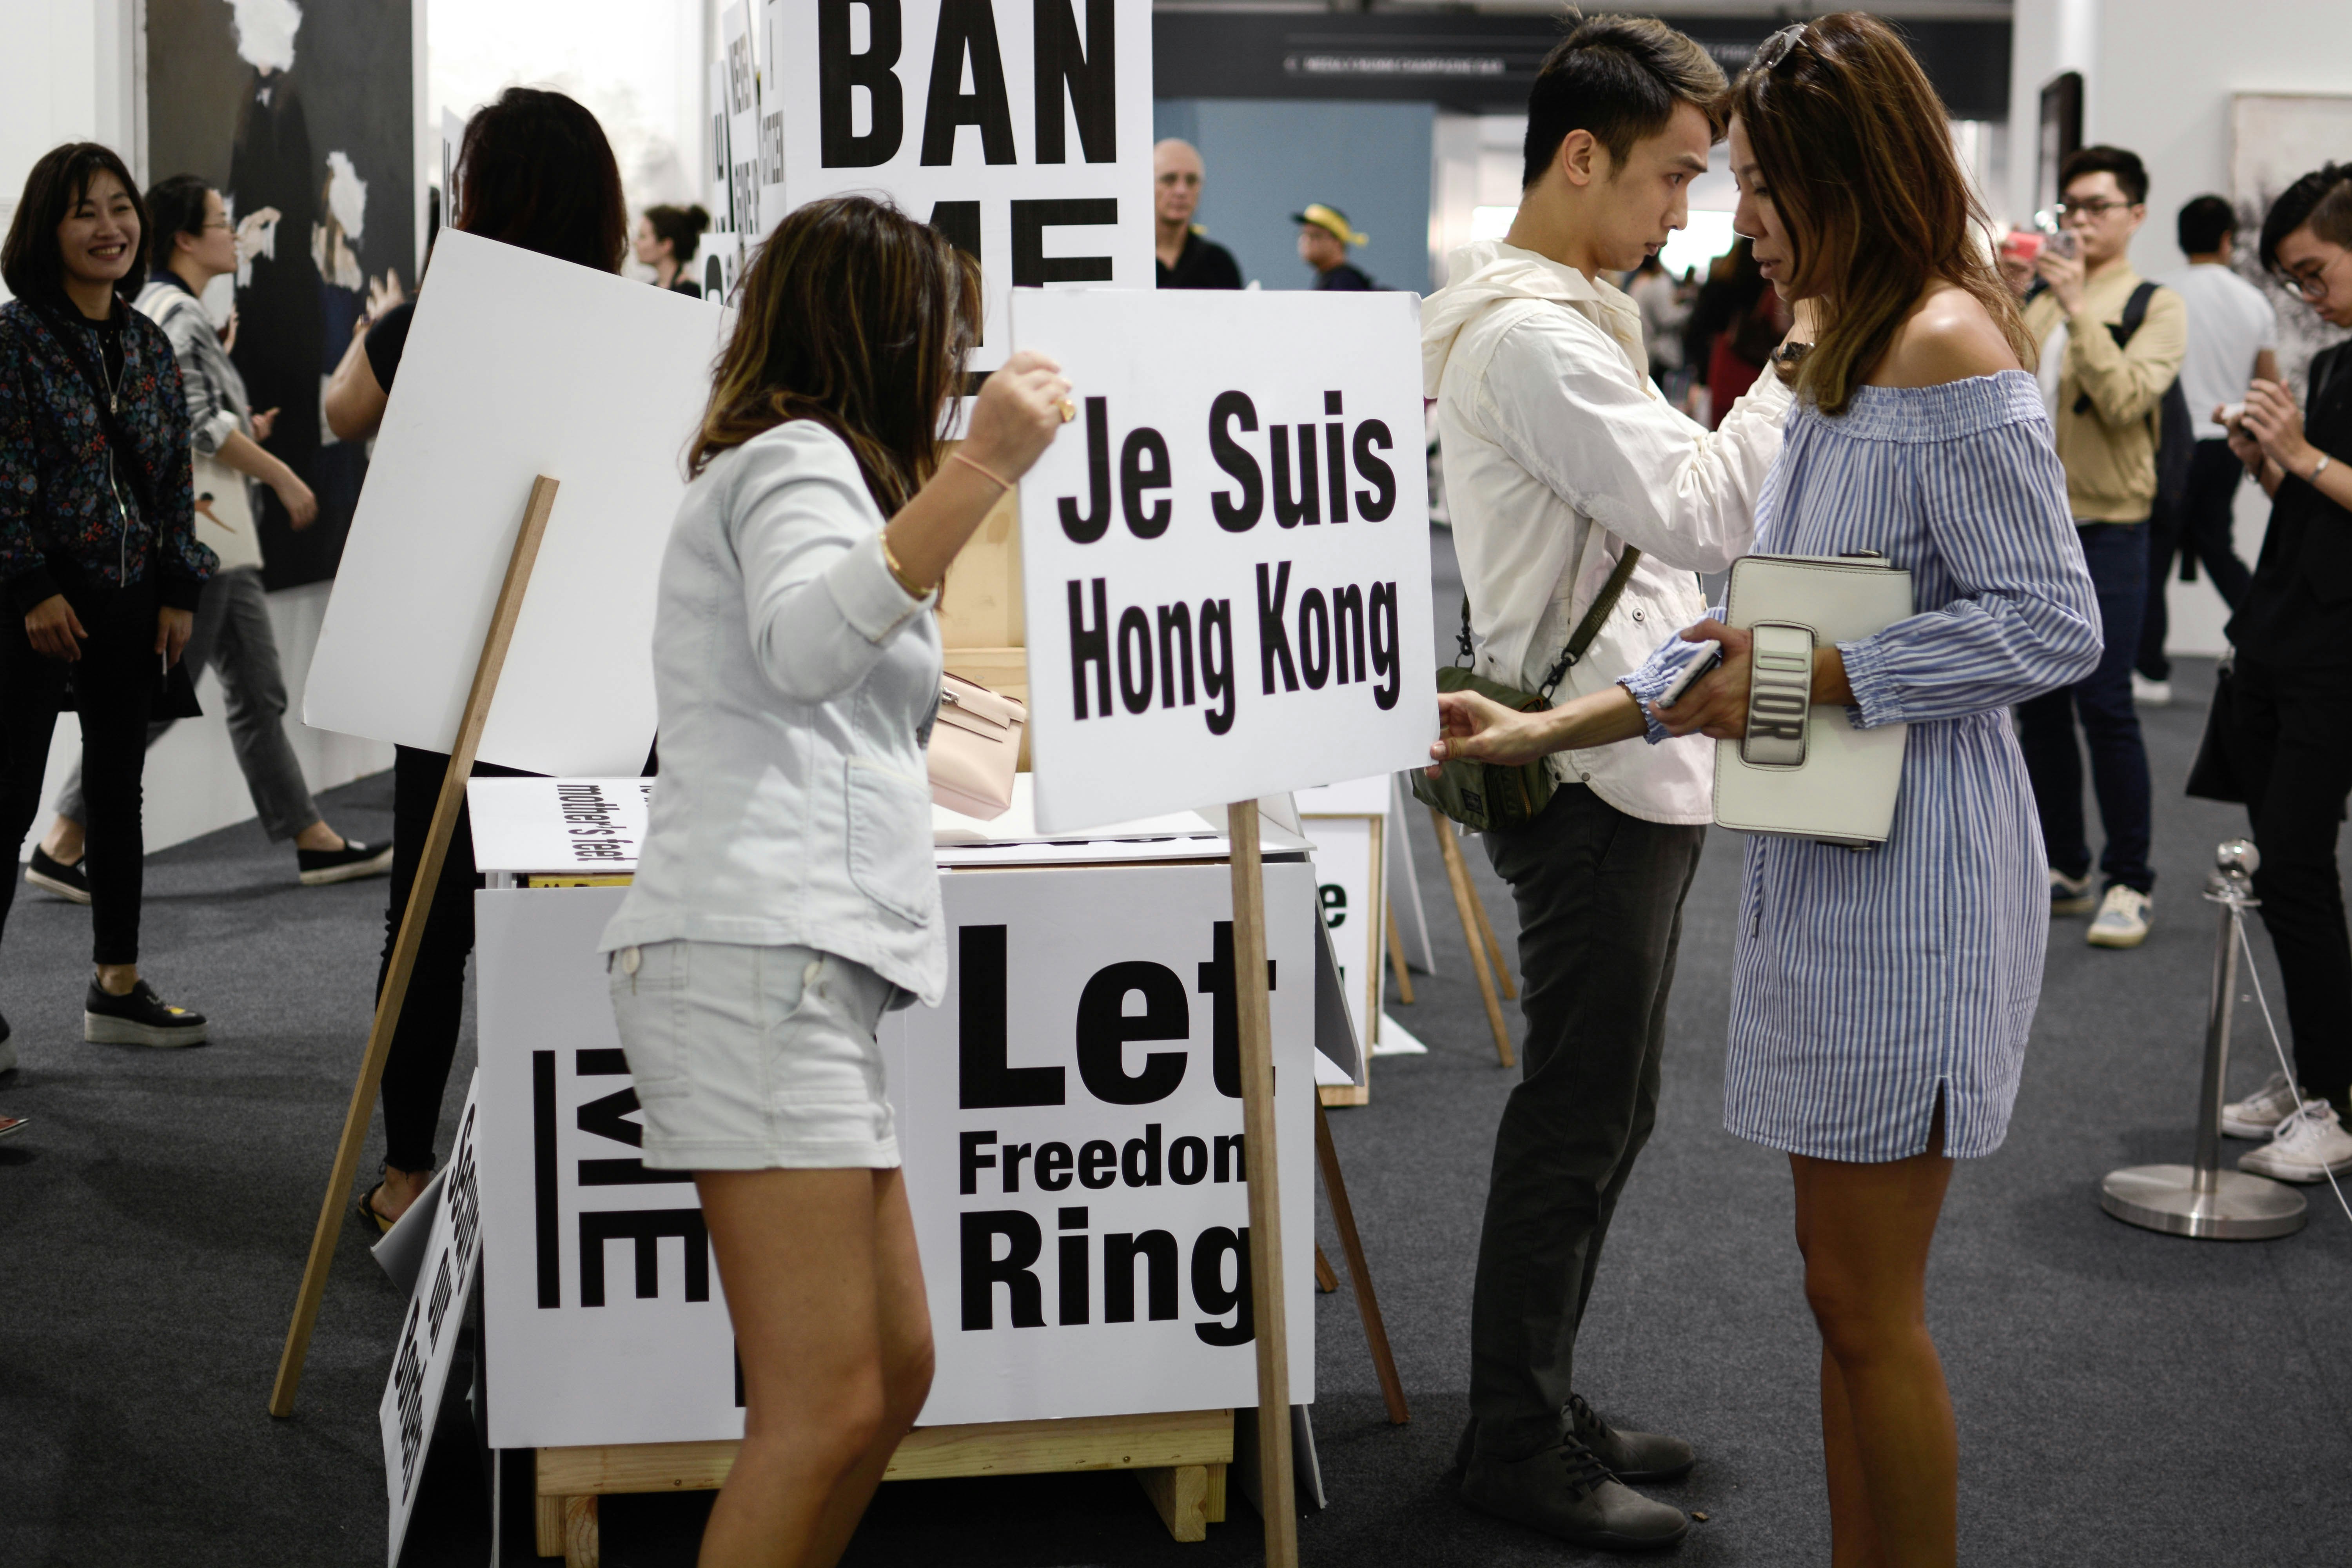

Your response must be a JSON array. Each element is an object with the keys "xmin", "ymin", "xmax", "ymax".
[{"xmin": 2009, "ymin": 0, "xmax": 2352, "ymax": 656}]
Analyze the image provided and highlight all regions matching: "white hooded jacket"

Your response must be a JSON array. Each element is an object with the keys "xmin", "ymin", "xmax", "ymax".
[{"xmin": 1423, "ymin": 240, "xmax": 1793, "ymax": 825}]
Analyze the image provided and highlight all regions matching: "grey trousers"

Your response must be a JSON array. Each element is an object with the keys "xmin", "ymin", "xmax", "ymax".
[
  {"xmin": 56, "ymin": 565, "xmax": 319, "ymax": 842},
  {"xmin": 1468, "ymin": 784, "xmax": 1706, "ymax": 1461}
]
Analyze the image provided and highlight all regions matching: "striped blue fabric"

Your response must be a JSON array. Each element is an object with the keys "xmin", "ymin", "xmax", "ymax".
[{"xmin": 1636, "ymin": 371, "xmax": 2102, "ymax": 1161}]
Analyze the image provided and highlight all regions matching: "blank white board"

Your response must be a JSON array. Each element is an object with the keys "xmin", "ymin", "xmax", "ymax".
[{"xmin": 303, "ymin": 229, "xmax": 729, "ymax": 776}]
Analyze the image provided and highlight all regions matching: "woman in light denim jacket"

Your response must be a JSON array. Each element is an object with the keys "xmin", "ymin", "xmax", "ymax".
[{"xmin": 601, "ymin": 196, "xmax": 1069, "ymax": 1568}]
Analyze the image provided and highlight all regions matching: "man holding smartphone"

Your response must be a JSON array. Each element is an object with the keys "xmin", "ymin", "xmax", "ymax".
[
  {"xmin": 1421, "ymin": 16, "xmax": 1803, "ymax": 1552},
  {"xmin": 2022, "ymin": 145, "xmax": 2186, "ymax": 950}
]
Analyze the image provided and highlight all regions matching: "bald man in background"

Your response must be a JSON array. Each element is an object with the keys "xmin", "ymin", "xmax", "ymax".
[{"xmin": 1154, "ymin": 138, "xmax": 1243, "ymax": 289}]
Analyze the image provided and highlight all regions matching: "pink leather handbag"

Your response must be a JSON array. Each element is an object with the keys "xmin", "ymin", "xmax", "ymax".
[{"xmin": 927, "ymin": 672, "xmax": 1026, "ymax": 820}]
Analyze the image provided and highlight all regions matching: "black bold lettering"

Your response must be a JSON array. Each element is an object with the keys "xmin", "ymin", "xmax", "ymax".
[
  {"xmin": 1331, "ymin": 584, "xmax": 1366, "ymax": 685},
  {"xmin": 959, "ymin": 1129, "xmax": 998, "ymax": 1195},
  {"xmin": 1002, "ymin": 1142, "xmax": 1033, "ymax": 1190},
  {"xmin": 1035, "ymin": 1142, "xmax": 1075, "ymax": 1190},
  {"xmin": 1012, "ymin": 198, "xmax": 1116, "ymax": 284},
  {"xmin": 1256, "ymin": 562, "xmax": 1298, "ymax": 694},
  {"xmin": 1058, "ymin": 1207, "xmax": 1090, "ymax": 1325},
  {"xmin": 1105, "ymin": 1230, "xmax": 1180, "ymax": 1322},
  {"xmin": 1200, "ymin": 599, "xmax": 1236, "ymax": 735},
  {"xmin": 1297, "ymin": 587, "xmax": 1330, "ymax": 690},
  {"xmin": 1156, "ymin": 603, "xmax": 1195, "ymax": 708},
  {"xmin": 1168, "ymin": 1135, "xmax": 1209, "ymax": 1184},
  {"xmin": 1067, "ymin": 578, "xmax": 1111, "ymax": 720},
  {"xmin": 958, "ymin": 925, "xmax": 1065, "ymax": 1107},
  {"xmin": 960, "ymin": 1210, "xmax": 1044, "ymax": 1329},
  {"xmin": 1032, "ymin": 0, "xmax": 1116, "ymax": 164},
  {"xmin": 1369, "ymin": 581, "xmax": 1401, "ymax": 710},
  {"xmin": 1352, "ymin": 419, "xmax": 1397, "ymax": 520},
  {"xmin": 819, "ymin": 0, "xmax": 903, "ymax": 168},
  {"xmin": 1058, "ymin": 398, "xmax": 1111, "ymax": 542},
  {"xmin": 1119, "ymin": 426, "xmax": 1171, "ymax": 538},
  {"xmin": 1076, "ymin": 961, "xmax": 1189, "ymax": 1104},
  {"xmin": 920, "ymin": 0, "xmax": 1016, "ymax": 165},
  {"xmin": 1078, "ymin": 1139, "xmax": 1117, "ymax": 1189},
  {"xmin": 1116, "ymin": 608, "xmax": 1154, "ymax": 715},
  {"xmin": 1191, "ymin": 1226, "xmax": 1254, "ymax": 1346},
  {"xmin": 579, "ymin": 1209, "xmax": 711, "ymax": 1307},
  {"xmin": 1270, "ymin": 425, "xmax": 1319, "ymax": 528},
  {"xmin": 1325, "ymin": 423, "xmax": 1349, "ymax": 522},
  {"xmin": 1214, "ymin": 1132, "xmax": 1247, "ymax": 1182},
  {"xmin": 1208, "ymin": 392, "xmax": 1262, "ymax": 532},
  {"xmin": 1197, "ymin": 921, "xmax": 1275, "ymax": 1099},
  {"xmin": 1121, "ymin": 1122, "xmax": 1164, "ymax": 1186}
]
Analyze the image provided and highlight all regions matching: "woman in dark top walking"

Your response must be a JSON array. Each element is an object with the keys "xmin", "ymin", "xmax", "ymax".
[
  {"xmin": 0, "ymin": 142, "xmax": 214, "ymax": 1074},
  {"xmin": 322, "ymin": 89, "xmax": 629, "ymax": 1229}
]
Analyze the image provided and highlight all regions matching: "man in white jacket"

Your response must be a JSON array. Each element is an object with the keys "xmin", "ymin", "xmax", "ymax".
[{"xmin": 1423, "ymin": 16, "xmax": 1804, "ymax": 1551}]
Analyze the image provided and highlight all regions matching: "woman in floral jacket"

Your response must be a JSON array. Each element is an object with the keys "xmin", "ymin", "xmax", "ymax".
[{"xmin": 0, "ymin": 142, "xmax": 214, "ymax": 1069}]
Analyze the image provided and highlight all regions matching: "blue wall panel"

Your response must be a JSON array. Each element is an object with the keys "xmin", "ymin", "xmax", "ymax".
[{"xmin": 1152, "ymin": 99, "xmax": 1433, "ymax": 294}]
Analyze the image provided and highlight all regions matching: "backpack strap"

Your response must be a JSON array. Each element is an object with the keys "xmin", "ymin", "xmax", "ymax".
[{"xmin": 2074, "ymin": 281, "xmax": 2162, "ymax": 417}]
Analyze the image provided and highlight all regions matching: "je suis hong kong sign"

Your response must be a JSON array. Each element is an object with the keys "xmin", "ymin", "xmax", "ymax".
[
  {"xmin": 775, "ymin": 0, "xmax": 1154, "ymax": 376},
  {"xmin": 1010, "ymin": 289, "xmax": 1437, "ymax": 830}
]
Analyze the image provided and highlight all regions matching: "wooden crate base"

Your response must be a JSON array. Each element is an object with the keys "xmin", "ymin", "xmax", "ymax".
[
  {"xmin": 535, "ymin": 1408, "xmax": 1233, "ymax": 1565},
  {"xmin": 1317, "ymin": 1082, "xmax": 1369, "ymax": 1107}
]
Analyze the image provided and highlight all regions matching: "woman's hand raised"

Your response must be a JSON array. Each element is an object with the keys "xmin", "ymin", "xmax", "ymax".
[{"xmin": 961, "ymin": 351, "xmax": 1072, "ymax": 486}]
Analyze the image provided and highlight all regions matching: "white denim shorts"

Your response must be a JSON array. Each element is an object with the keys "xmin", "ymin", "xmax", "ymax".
[{"xmin": 606, "ymin": 940, "xmax": 901, "ymax": 1171}]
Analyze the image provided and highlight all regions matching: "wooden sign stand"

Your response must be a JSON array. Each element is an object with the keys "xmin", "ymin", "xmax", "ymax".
[
  {"xmin": 269, "ymin": 475, "xmax": 562, "ymax": 1417},
  {"xmin": 1223, "ymin": 801, "xmax": 1300, "ymax": 1568}
]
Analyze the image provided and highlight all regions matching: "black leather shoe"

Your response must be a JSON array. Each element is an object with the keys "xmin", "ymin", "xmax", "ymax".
[
  {"xmin": 1459, "ymin": 1438, "xmax": 1690, "ymax": 1551},
  {"xmin": 1570, "ymin": 1392, "xmax": 1695, "ymax": 1485},
  {"xmin": 298, "ymin": 838, "xmax": 395, "ymax": 886},
  {"xmin": 85, "ymin": 980, "xmax": 208, "ymax": 1048},
  {"xmin": 26, "ymin": 846, "xmax": 91, "ymax": 905}
]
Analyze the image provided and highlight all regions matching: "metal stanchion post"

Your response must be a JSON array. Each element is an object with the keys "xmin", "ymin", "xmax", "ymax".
[{"xmin": 2100, "ymin": 840, "xmax": 2307, "ymax": 1240}]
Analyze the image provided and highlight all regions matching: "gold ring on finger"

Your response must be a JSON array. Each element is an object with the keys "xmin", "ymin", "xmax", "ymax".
[{"xmin": 1057, "ymin": 399, "xmax": 1077, "ymax": 423}]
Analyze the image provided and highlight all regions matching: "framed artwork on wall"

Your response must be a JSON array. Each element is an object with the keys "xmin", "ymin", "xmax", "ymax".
[
  {"xmin": 2036, "ymin": 71, "xmax": 2082, "ymax": 224},
  {"xmin": 2231, "ymin": 93, "xmax": 2352, "ymax": 393}
]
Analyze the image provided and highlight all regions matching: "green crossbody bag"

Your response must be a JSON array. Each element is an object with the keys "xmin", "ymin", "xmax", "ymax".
[{"xmin": 1411, "ymin": 546, "xmax": 1644, "ymax": 833}]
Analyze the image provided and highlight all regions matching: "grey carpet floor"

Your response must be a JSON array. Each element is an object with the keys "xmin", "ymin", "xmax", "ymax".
[{"xmin": 4, "ymin": 547, "xmax": 2349, "ymax": 1565}]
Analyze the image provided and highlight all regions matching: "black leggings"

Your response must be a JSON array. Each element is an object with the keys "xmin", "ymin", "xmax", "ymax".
[
  {"xmin": 0, "ymin": 581, "xmax": 157, "ymax": 966},
  {"xmin": 375, "ymin": 744, "xmax": 529, "ymax": 1173}
]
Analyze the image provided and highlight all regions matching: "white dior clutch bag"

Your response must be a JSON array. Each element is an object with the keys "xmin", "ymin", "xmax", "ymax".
[{"xmin": 1713, "ymin": 553, "xmax": 1913, "ymax": 847}]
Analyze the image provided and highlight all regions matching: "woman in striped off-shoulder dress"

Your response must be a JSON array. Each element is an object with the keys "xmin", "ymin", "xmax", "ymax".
[{"xmin": 1433, "ymin": 17, "xmax": 2100, "ymax": 1565}]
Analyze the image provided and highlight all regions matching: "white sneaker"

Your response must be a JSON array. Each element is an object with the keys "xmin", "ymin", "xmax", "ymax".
[
  {"xmin": 2131, "ymin": 673, "xmax": 2173, "ymax": 706},
  {"xmin": 2222, "ymin": 1071, "xmax": 2304, "ymax": 1138},
  {"xmin": 2239, "ymin": 1099, "xmax": 2352, "ymax": 1183},
  {"xmin": 2050, "ymin": 868, "xmax": 2097, "ymax": 916},
  {"xmin": 2086, "ymin": 885, "xmax": 2152, "ymax": 948}
]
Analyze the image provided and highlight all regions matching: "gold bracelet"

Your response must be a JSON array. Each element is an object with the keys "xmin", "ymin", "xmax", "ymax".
[
  {"xmin": 880, "ymin": 531, "xmax": 933, "ymax": 600},
  {"xmin": 951, "ymin": 450, "xmax": 1013, "ymax": 492}
]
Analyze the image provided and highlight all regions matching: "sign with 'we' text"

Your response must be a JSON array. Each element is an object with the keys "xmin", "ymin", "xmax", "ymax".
[
  {"xmin": 1011, "ymin": 289, "xmax": 1436, "ymax": 830},
  {"xmin": 776, "ymin": 0, "xmax": 1153, "ymax": 376}
]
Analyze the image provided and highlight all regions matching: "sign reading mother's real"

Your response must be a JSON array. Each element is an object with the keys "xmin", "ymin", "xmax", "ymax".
[{"xmin": 1011, "ymin": 290, "xmax": 1436, "ymax": 830}]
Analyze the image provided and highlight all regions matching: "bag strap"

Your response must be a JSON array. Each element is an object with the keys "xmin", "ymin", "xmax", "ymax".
[
  {"xmin": 1455, "ymin": 543, "xmax": 1645, "ymax": 700},
  {"xmin": 2074, "ymin": 281, "xmax": 2163, "ymax": 417}
]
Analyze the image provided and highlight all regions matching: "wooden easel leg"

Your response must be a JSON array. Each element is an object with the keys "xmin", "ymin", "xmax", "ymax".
[
  {"xmin": 269, "ymin": 477, "xmax": 561, "ymax": 1417},
  {"xmin": 1315, "ymin": 1101, "xmax": 1410, "ymax": 1426},
  {"xmin": 1385, "ymin": 904, "xmax": 1416, "ymax": 1006},
  {"xmin": 535, "ymin": 1490, "xmax": 564, "ymax": 1558},
  {"xmin": 563, "ymin": 1494, "xmax": 599, "ymax": 1568},
  {"xmin": 1205, "ymin": 1461, "xmax": 1229, "ymax": 1523},
  {"xmin": 1135, "ymin": 1464, "xmax": 1210, "ymax": 1541},
  {"xmin": 1225, "ymin": 802, "xmax": 1299, "ymax": 1567},
  {"xmin": 1313, "ymin": 1243, "xmax": 1339, "ymax": 1294},
  {"xmin": 1427, "ymin": 806, "xmax": 1515, "ymax": 1069}
]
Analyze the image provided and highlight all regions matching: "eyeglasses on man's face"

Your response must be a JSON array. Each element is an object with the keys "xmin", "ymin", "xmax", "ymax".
[
  {"xmin": 2057, "ymin": 197, "xmax": 2135, "ymax": 222},
  {"xmin": 2285, "ymin": 245, "xmax": 2350, "ymax": 300}
]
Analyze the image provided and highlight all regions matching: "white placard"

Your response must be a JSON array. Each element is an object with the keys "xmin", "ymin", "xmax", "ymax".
[
  {"xmin": 469, "ymin": 777, "xmax": 653, "ymax": 877},
  {"xmin": 1304, "ymin": 814, "xmax": 1382, "ymax": 1051},
  {"xmin": 303, "ymin": 231, "xmax": 728, "ymax": 776},
  {"xmin": 1009, "ymin": 289, "xmax": 1436, "ymax": 830},
  {"xmin": 381, "ymin": 1072, "xmax": 483, "ymax": 1568},
  {"xmin": 723, "ymin": 2, "xmax": 762, "ymax": 240},
  {"xmin": 477, "ymin": 866, "xmax": 1316, "ymax": 1448},
  {"xmin": 774, "ymin": 0, "xmax": 1153, "ymax": 376},
  {"xmin": 756, "ymin": 0, "xmax": 791, "ymax": 234}
]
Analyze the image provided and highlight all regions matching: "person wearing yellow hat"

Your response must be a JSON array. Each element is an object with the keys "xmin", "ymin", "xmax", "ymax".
[{"xmin": 1294, "ymin": 202, "xmax": 1375, "ymax": 290}]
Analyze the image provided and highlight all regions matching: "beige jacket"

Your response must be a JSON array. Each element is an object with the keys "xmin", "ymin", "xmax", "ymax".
[{"xmin": 2023, "ymin": 265, "xmax": 2187, "ymax": 522}]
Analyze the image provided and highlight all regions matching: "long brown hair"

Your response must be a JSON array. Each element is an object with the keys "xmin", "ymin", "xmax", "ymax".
[
  {"xmin": 690, "ymin": 196, "xmax": 978, "ymax": 513},
  {"xmin": 453, "ymin": 88, "xmax": 627, "ymax": 274},
  {"xmin": 1726, "ymin": 13, "xmax": 2033, "ymax": 415}
]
